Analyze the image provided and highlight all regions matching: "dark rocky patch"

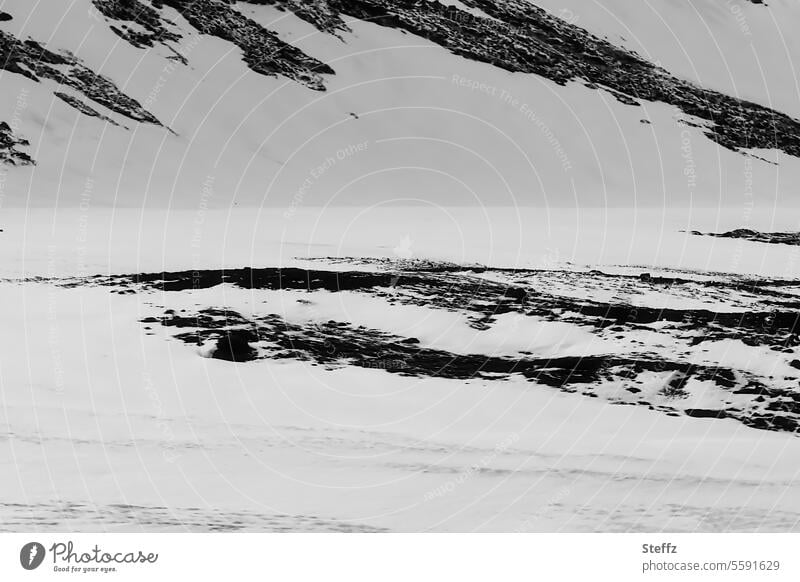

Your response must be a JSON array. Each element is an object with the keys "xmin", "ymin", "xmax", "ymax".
[
  {"xmin": 94, "ymin": 0, "xmax": 335, "ymax": 90},
  {"xmin": 145, "ymin": 305, "xmax": 798, "ymax": 434},
  {"xmin": 106, "ymin": 266, "xmax": 433, "ymax": 292},
  {"xmin": 3, "ymin": 0, "xmax": 797, "ymax": 160},
  {"xmin": 689, "ymin": 228, "xmax": 800, "ymax": 246},
  {"xmin": 92, "ymin": 0, "xmax": 182, "ymax": 48},
  {"xmin": 685, "ymin": 409, "xmax": 728, "ymax": 420},
  {"xmin": 245, "ymin": 0, "xmax": 800, "ymax": 158},
  {"xmin": 61, "ymin": 260, "xmax": 800, "ymax": 435},
  {"xmin": 98, "ymin": 264, "xmax": 800, "ymax": 346},
  {"xmin": 211, "ymin": 329, "xmax": 259, "ymax": 361},
  {"xmin": 54, "ymin": 92, "xmax": 124, "ymax": 127},
  {"xmin": 0, "ymin": 31, "xmax": 162, "ymax": 125},
  {"xmin": 160, "ymin": 0, "xmax": 334, "ymax": 89},
  {"xmin": 0, "ymin": 121, "xmax": 34, "ymax": 166},
  {"xmin": 243, "ymin": 0, "xmax": 350, "ymax": 35}
]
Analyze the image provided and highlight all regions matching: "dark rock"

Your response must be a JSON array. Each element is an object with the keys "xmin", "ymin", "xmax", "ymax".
[
  {"xmin": 0, "ymin": 121, "xmax": 34, "ymax": 166},
  {"xmin": 211, "ymin": 330, "xmax": 258, "ymax": 362},
  {"xmin": 503, "ymin": 287, "xmax": 528, "ymax": 302},
  {"xmin": 685, "ymin": 409, "xmax": 728, "ymax": 419},
  {"xmin": 690, "ymin": 228, "xmax": 800, "ymax": 246},
  {"xmin": 253, "ymin": 0, "xmax": 800, "ymax": 158},
  {"xmin": 91, "ymin": 0, "xmax": 182, "ymax": 48},
  {"xmin": 151, "ymin": 0, "xmax": 333, "ymax": 89},
  {"xmin": 54, "ymin": 92, "xmax": 123, "ymax": 127},
  {"xmin": 81, "ymin": 261, "xmax": 800, "ymax": 435},
  {"xmin": 0, "ymin": 30, "xmax": 162, "ymax": 126}
]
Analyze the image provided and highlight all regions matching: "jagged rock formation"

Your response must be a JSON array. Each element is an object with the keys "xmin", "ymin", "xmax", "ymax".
[
  {"xmin": 93, "ymin": 0, "xmax": 335, "ymax": 90},
  {"xmin": 0, "ymin": 31, "xmax": 162, "ymax": 125},
  {"xmin": 54, "ymin": 92, "xmax": 125, "ymax": 128},
  {"xmin": 294, "ymin": 0, "xmax": 800, "ymax": 157},
  {"xmin": 690, "ymin": 228, "xmax": 800, "ymax": 246},
  {"xmin": 2, "ymin": 0, "xmax": 799, "ymax": 167},
  {"xmin": 81, "ymin": 0, "xmax": 800, "ymax": 157},
  {"xmin": 0, "ymin": 121, "xmax": 33, "ymax": 166},
  {"xmin": 244, "ymin": 0, "xmax": 350, "ymax": 34},
  {"xmin": 58, "ymin": 261, "xmax": 800, "ymax": 435},
  {"xmin": 92, "ymin": 0, "xmax": 182, "ymax": 48},
  {"xmin": 0, "ymin": 27, "xmax": 165, "ymax": 165}
]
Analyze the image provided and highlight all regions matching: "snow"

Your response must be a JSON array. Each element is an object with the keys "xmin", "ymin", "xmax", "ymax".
[
  {"xmin": 1, "ymin": 206, "xmax": 799, "ymax": 279},
  {"xmin": 533, "ymin": 0, "xmax": 800, "ymax": 116},
  {"xmin": 138, "ymin": 283, "xmax": 607, "ymax": 359},
  {"xmin": 2, "ymin": 280, "xmax": 800, "ymax": 532},
  {"xmin": 0, "ymin": 208, "xmax": 799, "ymax": 531},
  {"xmin": 1, "ymin": 0, "xmax": 799, "ymax": 533},
  {"xmin": 687, "ymin": 339, "xmax": 798, "ymax": 381}
]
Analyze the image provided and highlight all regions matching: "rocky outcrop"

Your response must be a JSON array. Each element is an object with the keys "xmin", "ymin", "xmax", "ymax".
[
  {"xmin": 92, "ymin": 0, "xmax": 181, "ymax": 48},
  {"xmin": 61, "ymin": 260, "xmax": 800, "ymax": 435},
  {"xmin": 236, "ymin": 0, "xmax": 800, "ymax": 159},
  {"xmin": 163, "ymin": 0, "xmax": 334, "ymax": 89},
  {"xmin": 244, "ymin": 0, "xmax": 350, "ymax": 35},
  {"xmin": 690, "ymin": 229, "xmax": 800, "ymax": 246},
  {"xmin": 87, "ymin": 0, "xmax": 800, "ymax": 158},
  {"xmin": 0, "ymin": 31, "xmax": 162, "ymax": 126},
  {"xmin": 54, "ymin": 92, "xmax": 125, "ymax": 128},
  {"xmin": 0, "ymin": 121, "xmax": 33, "ymax": 166},
  {"xmin": 210, "ymin": 329, "xmax": 259, "ymax": 361},
  {"xmin": 92, "ymin": 0, "xmax": 335, "ymax": 90},
  {"xmin": 2, "ymin": 0, "xmax": 799, "ymax": 163}
]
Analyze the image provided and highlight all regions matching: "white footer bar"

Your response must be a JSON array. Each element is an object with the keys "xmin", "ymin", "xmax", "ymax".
[{"xmin": 1, "ymin": 533, "xmax": 797, "ymax": 581}]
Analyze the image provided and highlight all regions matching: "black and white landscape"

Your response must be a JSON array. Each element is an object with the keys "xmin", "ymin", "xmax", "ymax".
[{"xmin": 1, "ymin": 0, "xmax": 800, "ymax": 532}]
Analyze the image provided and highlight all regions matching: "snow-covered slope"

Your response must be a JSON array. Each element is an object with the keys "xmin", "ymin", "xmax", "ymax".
[
  {"xmin": 2, "ymin": 222, "xmax": 800, "ymax": 532},
  {"xmin": 4, "ymin": 2, "xmax": 800, "ymax": 535},
  {"xmin": 534, "ymin": 0, "xmax": 800, "ymax": 117},
  {"xmin": 0, "ymin": 0, "xmax": 799, "ymax": 208}
]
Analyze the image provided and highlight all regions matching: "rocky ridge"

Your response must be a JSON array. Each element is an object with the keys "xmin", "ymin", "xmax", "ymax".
[
  {"xmin": 2, "ymin": 0, "xmax": 800, "ymax": 165},
  {"xmin": 253, "ymin": 0, "xmax": 800, "ymax": 157},
  {"xmin": 690, "ymin": 228, "xmax": 800, "ymax": 246},
  {"xmin": 49, "ymin": 260, "xmax": 800, "ymax": 435}
]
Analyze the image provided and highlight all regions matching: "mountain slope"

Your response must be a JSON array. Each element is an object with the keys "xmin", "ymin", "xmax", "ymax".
[{"xmin": 0, "ymin": 0, "xmax": 798, "ymax": 207}]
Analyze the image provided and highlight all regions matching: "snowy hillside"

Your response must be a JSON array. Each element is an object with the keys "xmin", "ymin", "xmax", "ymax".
[
  {"xmin": 0, "ymin": 0, "xmax": 799, "ymax": 207},
  {"xmin": 2, "ymin": 205, "xmax": 800, "ymax": 532},
  {"xmin": 2, "ymin": 1, "xmax": 800, "ymax": 534}
]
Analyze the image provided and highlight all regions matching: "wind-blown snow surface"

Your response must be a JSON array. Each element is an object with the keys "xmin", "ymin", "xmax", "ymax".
[{"xmin": 1, "ymin": 208, "xmax": 799, "ymax": 532}]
